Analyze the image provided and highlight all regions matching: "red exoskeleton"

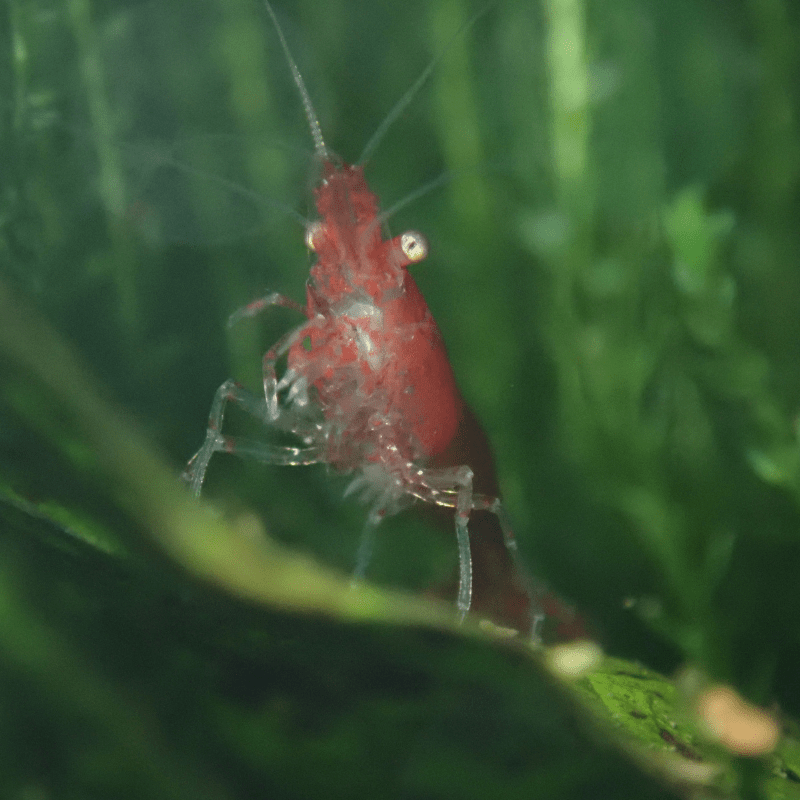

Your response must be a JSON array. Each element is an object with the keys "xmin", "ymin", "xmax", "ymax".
[{"xmin": 185, "ymin": 1, "xmax": 581, "ymax": 638}]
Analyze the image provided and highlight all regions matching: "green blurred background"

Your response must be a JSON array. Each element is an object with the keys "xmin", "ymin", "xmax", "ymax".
[{"xmin": 2, "ymin": 0, "xmax": 800, "ymax": 796}]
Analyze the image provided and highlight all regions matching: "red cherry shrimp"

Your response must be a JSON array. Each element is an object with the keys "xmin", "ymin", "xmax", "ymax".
[{"xmin": 184, "ymin": 0, "xmax": 526, "ymax": 624}]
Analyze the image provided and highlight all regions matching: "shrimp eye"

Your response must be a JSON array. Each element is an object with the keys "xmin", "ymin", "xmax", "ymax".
[
  {"xmin": 400, "ymin": 231, "xmax": 428, "ymax": 263},
  {"xmin": 305, "ymin": 221, "xmax": 324, "ymax": 251}
]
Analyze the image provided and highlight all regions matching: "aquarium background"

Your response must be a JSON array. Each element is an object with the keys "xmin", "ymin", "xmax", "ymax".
[{"xmin": 2, "ymin": 0, "xmax": 800, "ymax": 797}]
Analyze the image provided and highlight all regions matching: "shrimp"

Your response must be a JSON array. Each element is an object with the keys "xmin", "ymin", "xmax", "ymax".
[{"xmin": 184, "ymin": 0, "xmax": 543, "ymax": 632}]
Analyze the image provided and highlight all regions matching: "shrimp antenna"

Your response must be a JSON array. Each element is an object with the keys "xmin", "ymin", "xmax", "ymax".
[
  {"xmin": 358, "ymin": 3, "xmax": 492, "ymax": 166},
  {"xmin": 261, "ymin": 0, "xmax": 329, "ymax": 160},
  {"xmin": 361, "ymin": 171, "xmax": 454, "ymax": 245}
]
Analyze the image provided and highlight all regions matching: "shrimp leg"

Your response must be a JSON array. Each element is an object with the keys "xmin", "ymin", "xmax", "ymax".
[
  {"xmin": 227, "ymin": 291, "xmax": 304, "ymax": 328},
  {"xmin": 437, "ymin": 465, "xmax": 475, "ymax": 617},
  {"xmin": 404, "ymin": 464, "xmax": 522, "ymax": 618},
  {"xmin": 183, "ymin": 378, "xmax": 324, "ymax": 497}
]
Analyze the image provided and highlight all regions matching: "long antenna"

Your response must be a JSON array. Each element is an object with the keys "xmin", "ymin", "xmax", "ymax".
[
  {"xmin": 262, "ymin": 1, "xmax": 328, "ymax": 160},
  {"xmin": 358, "ymin": 4, "xmax": 492, "ymax": 166}
]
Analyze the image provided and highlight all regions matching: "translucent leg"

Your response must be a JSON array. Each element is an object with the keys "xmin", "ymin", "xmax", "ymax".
[
  {"xmin": 406, "ymin": 462, "xmax": 530, "ymax": 622},
  {"xmin": 473, "ymin": 494, "xmax": 518, "ymax": 553},
  {"xmin": 454, "ymin": 511, "xmax": 473, "ymax": 618},
  {"xmin": 348, "ymin": 471, "xmax": 416, "ymax": 586},
  {"xmin": 351, "ymin": 506, "xmax": 385, "ymax": 586},
  {"xmin": 262, "ymin": 325, "xmax": 310, "ymax": 421},
  {"xmin": 410, "ymin": 473, "xmax": 519, "ymax": 554},
  {"xmin": 225, "ymin": 292, "xmax": 316, "ymax": 430},
  {"xmin": 183, "ymin": 379, "xmax": 323, "ymax": 497},
  {"xmin": 220, "ymin": 437, "xmax": 323, "ymax": 465},
  {"xmin": 227, "ymin": 291, "xmax": 304, "ymax": 328},
  {"xmin": 453, "ymin": 468, "xmax": 475, "ymax": 617},
  {"xmin": 469, "ymin": 492, "xmax": 544, "ymax": 641},
  {"xmin": 405, "ymin": 463, "xmax": 476, "ymax": 617}
]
